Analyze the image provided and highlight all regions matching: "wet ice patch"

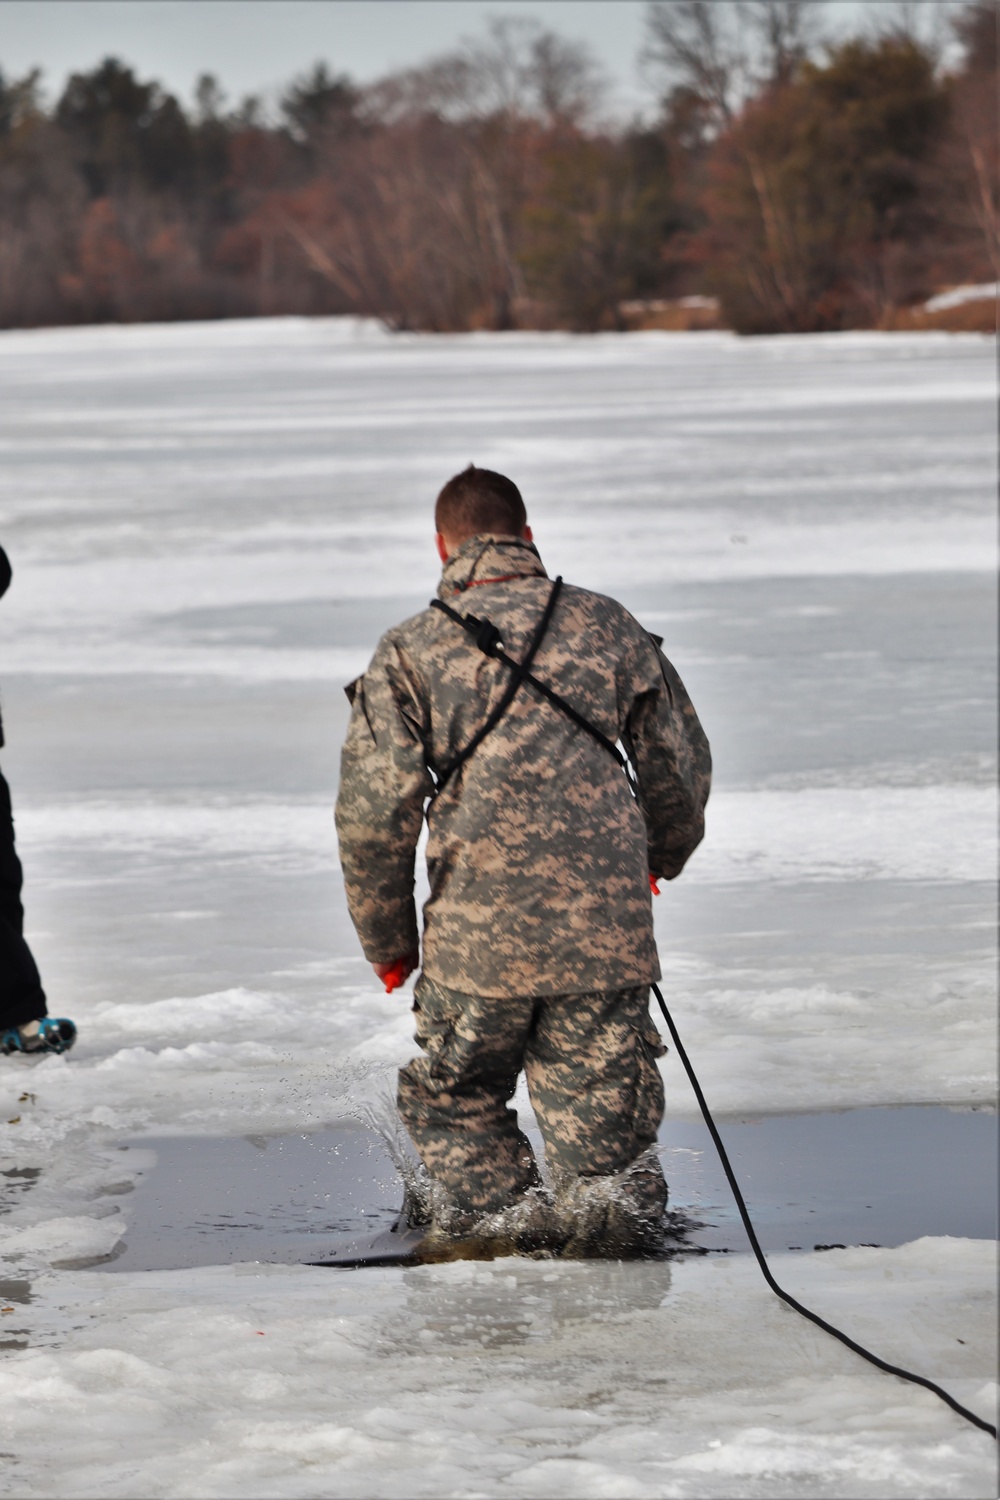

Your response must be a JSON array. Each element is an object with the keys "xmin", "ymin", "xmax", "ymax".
[
  {"xmin": 654, "ymin": 963, "xmax": 995, "ymax": 1114},
  {"xmin": 17, "ymin": 801, "xmax": 336, "ymax": 873},
  {"xmin": 0, "ymin": 1243, "xmax": 993, "ymax": 1498},
  {"xmin": 14, "ymin": 784, "xmax": 996, "ymax": 890},
  {"xmin": 0, "ymin": 1214, "xmax": 124, "ymax": 1269},
  {"xmin": 88, "ymin": 987, "xmax": 281, "ymax": 1043},
  {"xmin": 689, "ymin": 786, "xmax": 995, "ymax": 885}
]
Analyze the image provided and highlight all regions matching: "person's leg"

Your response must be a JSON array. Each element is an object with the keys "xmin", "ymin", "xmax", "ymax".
[
  {"xmin": 525, "ymin": 985, "xmax": 668, "ymax": 1246},
  {"xmin": 397, "ymin": 975, "xmax": 540, "ymax": 1224},
  {"xmin": 0, "ymin": 766, "xmax": 47, "ymax": 1031}
]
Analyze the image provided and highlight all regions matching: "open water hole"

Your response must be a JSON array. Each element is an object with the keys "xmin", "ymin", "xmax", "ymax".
[{"xmin": 79, "ymin": 1104, "xmax": 997, "ymax": 1272}]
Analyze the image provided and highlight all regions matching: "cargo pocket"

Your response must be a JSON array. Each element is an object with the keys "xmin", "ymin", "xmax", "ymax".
[
  {"xmin": 630, "ymin": 1021, "xmax": 667, "ymax": 1150},
  {"xmin": 638, "ymin": 1018, "xmax": 667, "ymax": 1060},
  {"xmin": 411, "ymin": 985, "xmax": 463, "ymax": 1088}
]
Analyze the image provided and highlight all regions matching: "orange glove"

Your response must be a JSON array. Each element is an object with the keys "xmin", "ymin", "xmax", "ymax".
[
  {"xmin": 374, "ymin": 950, "xmax": 418, "ymax": 993},
  {"xmin": 382, "ymin": 960, "xmax": 410, "ymax": 994}
]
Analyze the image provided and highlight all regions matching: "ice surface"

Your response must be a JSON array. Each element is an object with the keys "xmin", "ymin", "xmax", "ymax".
[
  {"xmin": 0, "ymin": 1244, "xmax": 995, "ymax": 1498},
  {"xmin": 0, "ymin": 321, "xmax": 995, "ymax": 1495}
]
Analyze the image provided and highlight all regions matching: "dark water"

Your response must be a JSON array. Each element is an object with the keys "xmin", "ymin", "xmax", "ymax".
[
  {"xmin": 101, "ymin": 1128, "xmax": 403, "ymax": 1272},
  {"xmin": 662, "ymin": 1106, "xmax": 997, "ymax": 1253},
  {"xmin": 96, "ymin": 1104, "xmax": 997, "ymax": 1272}
]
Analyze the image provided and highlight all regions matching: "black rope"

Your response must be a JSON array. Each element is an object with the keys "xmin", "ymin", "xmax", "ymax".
[
  {"xmin": 508, "ymin": 656, "xmax": 633, "ymax": 782},
  {"xmin": 431, "ymin": 582, "xmax": 635, "ymax": 787},
  {"xmin": 650, "ymin": 981, "xmax": 997, "ymax": 1440},
  {"xmin": 431, "ymin": 576, "xmax": 564, "ymax": 792}
]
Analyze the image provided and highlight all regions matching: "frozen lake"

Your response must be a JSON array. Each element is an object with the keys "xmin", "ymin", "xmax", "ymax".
[{"xmin": 0, "ymin": 321, "xmax": 995, "ymax": 1496}]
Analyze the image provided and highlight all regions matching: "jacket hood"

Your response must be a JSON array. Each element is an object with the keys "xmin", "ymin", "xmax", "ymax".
[{"xmin": 437, "ymin": 535, "xmax": 548, "ymax": 599}]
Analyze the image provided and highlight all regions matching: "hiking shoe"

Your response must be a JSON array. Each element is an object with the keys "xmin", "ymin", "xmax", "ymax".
[{"xmin": 1, "ymin": 1018, "xmax": 77, "ymax": 1056}]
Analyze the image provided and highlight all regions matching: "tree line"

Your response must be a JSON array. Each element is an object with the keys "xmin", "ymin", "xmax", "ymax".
[{"xmin": 0, "ymin": 0, "xmax": 995, "ymax": 334}]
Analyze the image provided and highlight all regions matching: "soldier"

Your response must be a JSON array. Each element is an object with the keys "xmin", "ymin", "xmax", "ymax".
[{"xmin": 336, "ymin": 466, "xmax": 710, "ymax": 1253}]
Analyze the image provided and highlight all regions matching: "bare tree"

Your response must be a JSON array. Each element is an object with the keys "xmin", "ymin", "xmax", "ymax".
[
  {"xmin": 924, "ymin": 1, "xmax": 1000, "ymax": 279},
  {"xmin": 642, "ymin": 0, "xmax": 822, "ymax": 126},
  {"xmin": 352, "ymin": 21, "xmax": 604, "ymax": 329},
  {"xmin": 642, "ymin": 1, "xmax": 745, "ymax": 124},
  {"xmin": 366, "ymin": 18, "xmax": 604, "ymax": 129},
  {"xmin": 739, "ymin": 1, "xmax": 820, "ymax": 86},
  {"xmin": 861, "ymin": 1, "xmax": 951, "ymax": 62},
  {"xmin": 524, "ymin": 28, "xmax": 602, "ymax": 128}
]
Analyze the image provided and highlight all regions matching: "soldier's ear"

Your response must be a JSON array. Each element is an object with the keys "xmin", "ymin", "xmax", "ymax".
[
  {"xmin": 523, "ymin": 524, "xmax": 533, "ymax": 543},
  {"xmin": 436, "ymin": 533, "xmax": 450, "ymax": 564}
]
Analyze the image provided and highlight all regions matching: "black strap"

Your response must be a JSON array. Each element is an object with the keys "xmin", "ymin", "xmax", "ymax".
[
  {"xmin": 430, "ymin": 576, "xmax": 564, "ymax": 791},
  {"xmin": 430, "ymin": 577, "xmax": 634, "ymax": 789}
]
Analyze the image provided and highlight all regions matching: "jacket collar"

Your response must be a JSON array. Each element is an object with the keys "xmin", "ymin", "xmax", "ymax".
[{"xmin": 437, "ymin": 535, "xmax": 548, "ymax": 599}]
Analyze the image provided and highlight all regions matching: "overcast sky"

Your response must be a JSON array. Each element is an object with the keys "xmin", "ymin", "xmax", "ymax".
[{"xmin": 0, "ymin": 1, "xmax": 957, "ymax": 118}]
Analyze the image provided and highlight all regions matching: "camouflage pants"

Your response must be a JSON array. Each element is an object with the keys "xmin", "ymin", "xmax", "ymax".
[{"xmin": 397, "ymin": 977, "xmax": 668, "ymax": 1220}]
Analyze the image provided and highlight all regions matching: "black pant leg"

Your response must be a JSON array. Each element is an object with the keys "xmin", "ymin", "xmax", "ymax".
[{"xmin": 0, "ymin": 766, "xmax": 47, "ymax": 1029}]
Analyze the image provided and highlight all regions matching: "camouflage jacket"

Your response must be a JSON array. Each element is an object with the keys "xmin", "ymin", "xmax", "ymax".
[{"xmin": 335, "ymin": 536, "xmax": 711, "ymax": 997}]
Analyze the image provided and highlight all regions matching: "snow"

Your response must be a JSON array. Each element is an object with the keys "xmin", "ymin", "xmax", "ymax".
[
  {"xmin": 0, "ymin": 320, "xmax": 996, "ymax": 1495},
  {"xmin": 924, "ymin": 283, "xmax": 998, "ymax": 312}
]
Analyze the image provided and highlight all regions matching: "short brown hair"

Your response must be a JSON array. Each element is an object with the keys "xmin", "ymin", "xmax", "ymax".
[{"xmin": 435, "ymin": 465, "xmax": 527, "ymax": 543}]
